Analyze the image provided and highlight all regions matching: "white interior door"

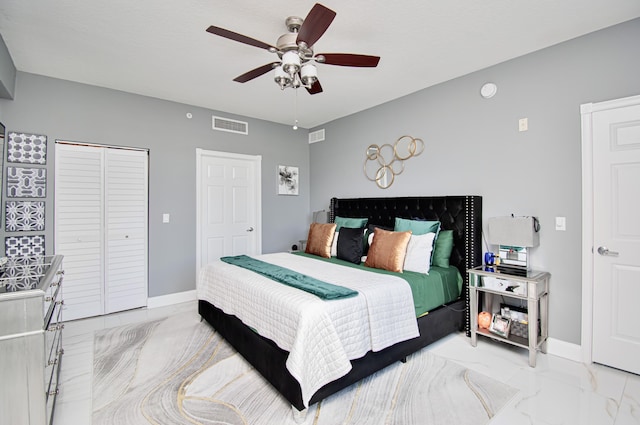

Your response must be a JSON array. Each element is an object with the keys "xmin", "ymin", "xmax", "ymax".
[
  {"xmin": 55, "ymin": 142, "xmax": 148, "ymax": 320},
  {"xmin": 104, "ymin": 148, "xmax": 149, "ymax": 313},
  {"xmin": 55, "ymin": 144, "xmax": 105, "ymax": 320},
  {"xmin": 196, "ymin": 149, "xmax": 261, "ymax": 273},
  {"xmin": 591, "ymin": 98, "xmax": 640, "ymax": 375}
]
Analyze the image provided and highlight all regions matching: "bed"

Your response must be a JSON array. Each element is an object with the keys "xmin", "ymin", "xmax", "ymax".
[{"xmin": 198, "ymin": 195, "xmax": 482, "ymax": 418}]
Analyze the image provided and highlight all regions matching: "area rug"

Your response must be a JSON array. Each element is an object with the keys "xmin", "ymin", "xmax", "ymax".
[{"xmin": 92, "ymin": 312, "xmax": 517, "ymax": 424}]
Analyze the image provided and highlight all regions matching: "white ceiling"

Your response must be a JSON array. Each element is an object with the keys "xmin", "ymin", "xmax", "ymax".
[{"xmin": 1, "ymin": 1, "xmax": 639, "ymax": 129}]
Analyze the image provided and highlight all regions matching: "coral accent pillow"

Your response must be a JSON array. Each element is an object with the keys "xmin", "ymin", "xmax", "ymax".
[
  {"xmin": 365, "ymin": 228, "xmax": 412, "ymax": 272},
  {"xmin": 305, "ymin": 223, "xmax": 337, "ymax": 258}
]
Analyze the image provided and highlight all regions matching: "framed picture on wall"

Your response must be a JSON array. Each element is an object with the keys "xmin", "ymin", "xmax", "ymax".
[{"xmin": 278, "ymin": 165, "xmax": 299, "ymax": 195}]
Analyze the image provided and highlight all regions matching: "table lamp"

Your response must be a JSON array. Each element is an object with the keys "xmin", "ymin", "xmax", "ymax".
[{"xmin": 488, "ymin": 216, "xmax": 540, "ymax": 275}]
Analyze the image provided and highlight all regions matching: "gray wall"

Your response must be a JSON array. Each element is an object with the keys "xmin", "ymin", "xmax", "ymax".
[
  {"xmin": 0, "ymin": 34, "xmax": 16, "ymax": 99},
  {"xmin": 1, "ymin": 18, "xmax": 638, "ymax": 345},
  {"xmin": 0, "ymin": 72, "xmax": 310, "ymax": 297},
  {"xmin": 309, "ymin": 18, "xmax": 640, "ymax": 345}
]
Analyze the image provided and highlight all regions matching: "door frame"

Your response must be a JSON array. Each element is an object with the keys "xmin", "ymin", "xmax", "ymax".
[
  {"xmin": 580, "ymin": 94, "xmax": 640, "ymax": 364},
  {"xmin": 195, "ymin": 148, "xmax": 262, "ymax": 278}
]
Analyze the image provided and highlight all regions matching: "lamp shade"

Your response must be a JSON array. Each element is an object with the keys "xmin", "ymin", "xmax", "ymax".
[
  {"xmin": 282, "ymin": 51, "xmax": 301, "ymax": 76},
  {"xmin": 300, "ymin": 63, "xmax": 318, "ymax": 85},
  {"xmin": 313, "ymin": 210, "xmax": 329, "ymax": 223},
  {"xmin": 274, "ymin": 65, "xmax": 291, "ymax": 87},
  {"xmin": 488, "ymin": 216, "xmax": 540, "ymax": 247}
]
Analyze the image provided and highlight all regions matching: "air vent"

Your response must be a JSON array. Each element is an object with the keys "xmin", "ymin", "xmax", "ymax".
[
  {"xmin": 212, "ymin": 116, "xmax": 248, "ymax": 135},
  {"xmin": 308, "ymin": 129, "xmax": 325, "ymax": 144}
]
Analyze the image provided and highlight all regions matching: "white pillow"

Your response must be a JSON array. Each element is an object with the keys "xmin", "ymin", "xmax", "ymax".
[
  {"xmin": 330, "ymin": 231, "xmax": 339, "ymax": 257},
  {"xmin": 367, "ymin": 232, "xmax": 374, "ymax": 246},
  {"xmin": 403, "ymin": 232, "xmax": 436, "ymax": 274}
]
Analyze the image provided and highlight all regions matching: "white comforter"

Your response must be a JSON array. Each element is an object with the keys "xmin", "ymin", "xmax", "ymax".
[{"xmin": 197, "ymin": 252, "xmax": 419, "ymax": 407}]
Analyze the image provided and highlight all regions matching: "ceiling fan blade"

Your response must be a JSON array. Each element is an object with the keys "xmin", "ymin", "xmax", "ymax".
[
  {"xmin": 306, "ymin": 79, "xmax": 323, "ymax": 95},
  {"xmin": 206, "ymin": 26, "xmax": 276, "ymax": 51},
  {"xmin": 233, "ymin": 63, "xmax": 279, "ymax": 83},
  {"xmin": 296, "ymin": 3, "xmax": 336, "ymax": 47},
  {"xmin": 318, "ymin": 53, "xmax": 380, "ymax": 67}
]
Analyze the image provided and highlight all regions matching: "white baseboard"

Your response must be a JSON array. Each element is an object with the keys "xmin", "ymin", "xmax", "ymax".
[
  {"xmin": 147, "ymin": 290, "xmax": 196, "ymax": 309},
  {"xmin": 546, "ymin": 337, "xmax": 582, "ymax": 363}
]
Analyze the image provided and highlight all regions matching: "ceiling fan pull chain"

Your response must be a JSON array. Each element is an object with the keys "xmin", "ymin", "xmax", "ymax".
[{"xmin": 293, "ymin": 89, "xmax": 299, "ymax": 130}]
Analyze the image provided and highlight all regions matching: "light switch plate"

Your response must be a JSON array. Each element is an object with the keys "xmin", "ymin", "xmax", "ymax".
[
  {"xmin": 519, "ymin": 118, "xmax": 528, "ymax": 132},
  {"xmin": 162, "ymin": 213, "xmax": 170, "ymax": 223},
  {"xmin": 555, "ymin": 216, "xmax": 566, "ymax": 231}
]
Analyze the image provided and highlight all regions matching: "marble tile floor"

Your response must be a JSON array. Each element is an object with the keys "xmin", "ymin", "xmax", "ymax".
[{"xmin": 54, "ymin": 301, "xmax": 639, "ymax": 425}]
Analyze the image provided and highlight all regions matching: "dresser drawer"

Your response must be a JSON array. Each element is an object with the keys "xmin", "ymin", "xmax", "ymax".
[
  {"xmin": 43, "ymin": 271, "xmax": 64, "ymax": 324},
  {"xmin": 45, "ymin": 336, "xmax": 62, "ymax": 425},
  {"xmin": 45, "ymin": 305, "xmax": 63, "ymax": 370}
]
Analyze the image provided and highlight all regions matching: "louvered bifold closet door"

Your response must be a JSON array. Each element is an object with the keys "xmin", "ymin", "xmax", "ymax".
[
  {"xmin": 55, "ymin": 144, "xmax": 105, "ymax": 320},
  {"xmin": 55, "ymin": 143, "xmax": 148, "ymax": 320},
  {"xmin": 104, "ymin": 149, "xmax": 148, "ymax": 313}
]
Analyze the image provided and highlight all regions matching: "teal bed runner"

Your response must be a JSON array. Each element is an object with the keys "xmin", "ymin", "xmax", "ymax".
[
  {"xmin": 292, "ymin": 252, "xmax": 463, "ymax": 317},
  {"xmin": 220, "ymin": 255, "xmax": 358, "ymax": 300}
]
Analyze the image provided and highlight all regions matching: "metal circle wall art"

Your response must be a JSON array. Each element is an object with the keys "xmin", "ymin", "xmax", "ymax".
[{"xmin": 364, "ymin": 135, "xmax": 424, "ymax": 189}]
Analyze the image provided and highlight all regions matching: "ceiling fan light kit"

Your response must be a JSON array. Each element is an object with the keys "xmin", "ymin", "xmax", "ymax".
[
  {"xmin": 282, "ymin": 51, "xmax": 301, "ymax": 76},
  {"xmin": 274, "ymin": 66, "xmax": 292, "ymax": 89},
  {"xmin": 300, "ymin": 64, "xmax": 318, "ymax": 86},
  {"xmin": 206, "ymin": 3, "xmax": 380, "ymax": 95}
]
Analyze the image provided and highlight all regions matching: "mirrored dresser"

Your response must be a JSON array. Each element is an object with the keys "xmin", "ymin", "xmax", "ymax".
[{"xmin": 0, "ymin": 255, "xmax": 64, "ymax": 425}]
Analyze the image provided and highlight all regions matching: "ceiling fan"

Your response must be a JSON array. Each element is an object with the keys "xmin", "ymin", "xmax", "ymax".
[{"xmin": 206, "ymin": 3, "xmax": 380, "ymax": 95}]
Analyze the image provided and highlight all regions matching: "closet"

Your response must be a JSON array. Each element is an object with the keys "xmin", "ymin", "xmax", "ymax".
[{"xmin": 54, "ymin": 142, "xmax": 148, "ymax": 321}]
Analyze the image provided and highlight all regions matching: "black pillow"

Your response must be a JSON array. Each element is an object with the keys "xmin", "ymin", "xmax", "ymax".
[
  {"xmin": 337, "ymin": 227, "xmax": 365, "ymax": 264},
  {"xmin": 364, "ymin": 224, "xmax": 393, "ymax": 254}
]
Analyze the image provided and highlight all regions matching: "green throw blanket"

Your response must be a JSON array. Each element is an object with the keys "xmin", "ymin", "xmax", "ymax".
[{"xmin": 220, "ymin": 255, "xmax": 358, "ymax": 300}]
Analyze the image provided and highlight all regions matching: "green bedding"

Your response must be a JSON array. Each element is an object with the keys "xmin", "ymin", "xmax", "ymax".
[
  {"xmin": 220, "ymin": 255, "xmax": 358, "ymax": 300},
  {"xmin": 293, "ymin": 252, "xmax": 463, "ymax": 317}
]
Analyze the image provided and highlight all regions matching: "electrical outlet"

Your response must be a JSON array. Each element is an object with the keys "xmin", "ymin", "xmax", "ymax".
[{"xmin": 519, "ymin": 118, "xmax": 528, "ymax": 132}]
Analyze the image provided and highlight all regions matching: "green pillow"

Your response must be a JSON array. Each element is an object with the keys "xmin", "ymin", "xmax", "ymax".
[
  {"xmin": 432, "ymin": 230, "xmax": 454, "ymax": 268},
  {"xmin": 394, "ymin": 217, "xmax": 441, "ymax": 235},
  {"xmin": 335, "ymin": 216, "xmax": 368, "ymax": 231}
]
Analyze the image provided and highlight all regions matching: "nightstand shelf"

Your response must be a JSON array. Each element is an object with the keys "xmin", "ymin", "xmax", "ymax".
[
  {"xmin": 467, "ymin": 266, "xmax": 550, "ymax": 367},
  {"xmin": 476, "ymin": 327, "xmax": 526, "ymax": 347}
]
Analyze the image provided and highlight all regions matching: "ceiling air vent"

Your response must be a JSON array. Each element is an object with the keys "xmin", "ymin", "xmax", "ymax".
[
  {"xmin": 308, "ymin": 128, "xmax": 325, "ymax": 144},
  {"xmin": 212, "ymin": 116, "xmax": 248, "ymax": 135}
]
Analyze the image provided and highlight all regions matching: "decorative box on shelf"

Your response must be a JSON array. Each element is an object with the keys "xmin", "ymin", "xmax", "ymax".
[{"xmin": 499, "ymin": 303, "xmax": 540, "ymax": 339}]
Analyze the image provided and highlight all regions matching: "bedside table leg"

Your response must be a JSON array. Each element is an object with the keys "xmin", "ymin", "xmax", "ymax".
[
  {"xmin": 528, "ymin": 297, "xmax": 538, "ymax": 367},
  {"xmin": 540, "ymin": 290, "xmax": 549, "ymax": 354},
  {"xmin": 469, "ymin": 287, "xmax": 478, "ymax": 347}
]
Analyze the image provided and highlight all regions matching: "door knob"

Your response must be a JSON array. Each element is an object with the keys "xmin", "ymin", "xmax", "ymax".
[
  {"xmin": 246, "ymin": 227, "xmax": 254, "ymax": 232},
  {"xmin": 597, "ymin": 246, "xmax": 619, "ymax": 256}
]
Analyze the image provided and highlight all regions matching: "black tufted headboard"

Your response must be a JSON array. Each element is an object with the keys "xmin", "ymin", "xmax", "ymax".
[{"xmin": 330, "ymin": 196, "xmax": 482, "ymax": 335}]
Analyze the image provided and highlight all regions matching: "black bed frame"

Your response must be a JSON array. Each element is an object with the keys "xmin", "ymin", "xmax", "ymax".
[{"xmin": 198, "ymin": 195, "xmax": 482, "ymax": 412}]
